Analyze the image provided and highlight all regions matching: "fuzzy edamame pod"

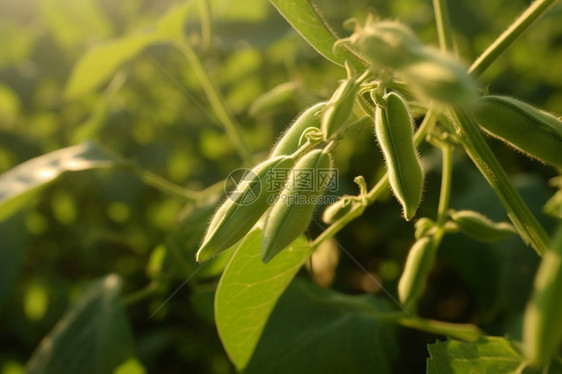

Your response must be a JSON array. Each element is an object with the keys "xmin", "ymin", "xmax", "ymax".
[
  {"xmin": 261, "ymin": 148, "xmax": 332, "ymax": 263},
  {"xmin": 346, "ymin": 18, "xmax": 424, "ymax": 70},
  {"xmin": 400, "ymin": 51, "xmax": 477, "ymax": 105},
  {"xmin": 248, "ymin": 81, "xmax": 300, "ymax": 117},
  {"xmin": 448, "ymin": 209, "xmax": 516, "ymax": 241},
  {"xmin": 196, "ymin": 155, "xmax": 295, "ymax": 263},
  {"xmin": 397, "ymin": 236, "xmax": 437, "ymax": 309},
  {"xmin": 322, "ymin": 197, "xmax": 354, "ymax": 224},
  {"xmin": 321, "ymin": 76, "xmax": 360, "ymax": 140},
  {"xmin": 523, "ymin": 229, "xmax": 562, "ymax": 367},
  {"xmin": 374, "ymin": 92, "xmax": 424, "ymax": 220},
  {"xmin": 269, "ymin": 102, "xmax": 326, "ymax": 157},
  {"xmin": 472, "ymin": 95, "xmax": 562, "ymax": 168}
]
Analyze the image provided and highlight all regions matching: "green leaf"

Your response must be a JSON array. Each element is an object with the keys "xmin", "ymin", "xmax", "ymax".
[
  {"xmin": 245, "ymin": 279, "xmax": 398, "ymax": 373},
  {"xmin": 0, "ymin": 212, "xmax": 27, "ymax": 308},
  {"xmin": 544, "ymin": 176, "xmax": 562, "ymax": 219},
  {"xmin": 64, "ymin": 2, "xmax": 192, "ymax": 99},
  {"xmin": 40, "ymin": 0, "xmax": 113, "ymax": 49},
  {"xmin": 268, "ymin": 0, "xmax": 362, "ymax": 68},
  {"xmin": 154, "ymin": 2, "xmax": 192, "ymax": 39},
  {"xmin": 26, "ymin": 274, "xmax": 136, "ymax": 374},
  {"xmin": 215, "ymin": 228, "xmax": 312, "ymax": 371},
  {"xmin": 427, "ymin": 336, "xmax": 524, "ymax": 373},
  {"xmin": 64, "ymin": 33, "xmax": 157, "ymax": 99},
  {"xmin": 0, "ymin": 141, "xmax": 119, "ymax": 222}
]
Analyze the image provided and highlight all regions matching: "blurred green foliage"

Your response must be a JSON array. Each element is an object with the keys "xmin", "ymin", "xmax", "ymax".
[{"xmin": 0, "ymin": 0, "xmax": 561, "ymax": 373}]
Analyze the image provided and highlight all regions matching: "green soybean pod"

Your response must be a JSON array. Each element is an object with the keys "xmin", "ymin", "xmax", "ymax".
[
  {"xmin": 269, "ymin": 102, "xmax": 326, "ymax": 158},
  {"xmin": 261, "ymin": 148, "xmax": 332, "ymax": 263},
  {"xmin": 414, "ymin": 217, "xmax": 436, "ymax": 240},
  {"xmin": 397, "ymin": 236, "xmax": 437, "ymax": 309},
  {"xmin": 472, "ymin": 95, "xmax": 562, "ymax": 168},
  {"xmin": 523, "ymin": 229, "xmax": 562, "ymax": 367},
  {"xmin": 375, "ymin": 92, "xmax": 424, "ymax": 220},
  {"xmin": 248, "ymin": 81, "xmax": 300, "ymax": 117},
  {"xmin": 321, "ymin": 77, "xmax": 360, "ymax": 140},
  {"xmin": 400, "ymin": 50, "xmax": 477, "ymax": 105},
  {"xmin": 322, "ymin": 197, "xmax": 353, "ymax": 224},
  {"xmin": 449, "ymin": 209, "xmax": 516, "ymax": 241},
  {"xmin": 347, "ymin": 19, "xmax": 424, "ymax": 71},
  {"xmin": 196, "ymin": 155, "xmax": 295, "ymax": 263}
]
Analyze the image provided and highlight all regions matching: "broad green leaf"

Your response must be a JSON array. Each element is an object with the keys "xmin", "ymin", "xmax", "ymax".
[
  {"xmin": 215, "ymin": 0, "xmax": 270, "ymax": 21},
  {"xmin": 64, "ymin": 2, "xmax": 192, "ymax": 99},
  {"xmin": 154, "ymin": 2, "xmax": 192, "ymax": 39},
  {"xmin": 268, "ymin": 0, "xmax": 363, "ymax": 68},
  {"xmin": 113, "ymin": 358, "xmax": 146, "ymax": 374},
  {"xmin": 26, "ymin": 275, "xmax": 136, "ymax": 374},
  {"xmin": 40, "ymin": 0, "xmax": 113, "ymax": 48},
  {"xmin": 0, "ymin": 141, "xmax": 119, "ymax": 222},
  {"xmin": 215, "ymin": 228, "xmax": 312, "ymax": 371},
  {"xmin": 0, "ymin": 212, "xmax": 27, "ymax": 308},
  {"xmin": 427, "ymin": 336, "xmax": 523, "ymax": 373},
  {"xmin": 64, "ymin": 33, "xmax": 157, "ymax": 99},
  {"xmin": 0, "ymin": 83, "xmax": 21, "ymax": 126},
  {"xmin": 245, "ymin": 279, "xmax": 398, "ymax": 373},
  {"xmin": 0, "ymin": 20, "xmax": 35, "ymax": 68}
]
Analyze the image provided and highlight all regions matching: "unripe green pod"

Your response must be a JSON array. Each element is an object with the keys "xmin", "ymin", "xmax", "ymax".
[
  {"xmin": 472, "ymin": 95, "xmax": 562, "ymax": 168},
  {"xmin": 347, "ymin": 19, "xmax": 424, "ymax": 71},
  {"xmin": 321, "ymin": 77, "xmax": 360, "ymax": 140},
  {"xmin": 375, "ymin": 92, "xmax": 424, "ymax": 220},
  {"xmin": 448, "ymin": 209, "xmax": 516, "ymax": 241},
  {"xmin": 322, "ymin": 197, "xmax": 357, "ymax": 224},
  {"xmin": 248, "ymin": 81, "xmax": 300, "ymax": 116},
  {"xmin": 196, "ymin": 155, "xmax": 295, "ymax": 263},
  {"xmin": 414, "ymin": 217, "xmax": 436, "ymax": 240},
  {"xmin": 523, "ymin": 228, "xmax": 562, "ymax": 367},
  {"xmin": 269, "ymin": 102, "xmax": 326, "ymax": 158},
  {"xmin": 262, "ymin": 148, "xmax": 332, "ymax": 263},
  {"xmin": 400, "ymin": 50, "xmax": 477, "ymax": 105},
  {"xmin": 397, "ymin": 236, "xmax": 437, "ymax": 309}
]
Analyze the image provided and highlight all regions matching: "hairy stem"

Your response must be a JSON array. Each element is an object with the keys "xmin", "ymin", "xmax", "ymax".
[
  {"xmin": 432, "ymin": 0, "xmax": 456, "ymax": 53},
  {"xmin": 450, "ymin": 109, "xmax": 549, "ymax": 255},
  {"xmin": 469, "ymin": 0, "xmax": 558, "ymax": 77},
  {"xmin": 436, "ymin": 143, "xmax": 453, "ymax": 228},
  {"xmin": 173, "ymin": 40, "xmax": 253, "ymax": 164},
  {"xmin": 198, "ymin": 0, "xmax": 212, "ymax": 51},
  {"xmin": 132, "ymin": 166, "xmax": 200, "ymax": 201}
]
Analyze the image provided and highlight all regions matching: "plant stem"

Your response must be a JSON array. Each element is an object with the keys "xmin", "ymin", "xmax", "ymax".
[
  {"xmin": 432, "ymin": 0, "xmax": 456, "ymax": 53},
  {"xmin": 198, "ymin": 0, "xmax": 212, "ymax": 52},
  {"xmin": 132, "ymin": 166, "xmax": 200, "ymax": 201},
  {"xmin": 435, "ymin": 0, "xmax": 551, "ymax": 255},
  {"xmin": 398, "ymin": 316, "xmax": 483, "ymax": 341},
  {"xmin": 450, "ymin": 109, "xmax": 549, "ymax": 255},
  {"xmin": 122, "ymin": 281, "xmax": 159, "ymax": 306},
  {"xmin": 364, "ymin": 310, "xmax": 483, "ymax": 341},
  {"xmin": 173, "ymin": 40, "xmax": 254, "ymax": 165},
  {"xmin": 433, "ymin": 0, "xmax": 454, "ymax": 229},
  {"xmin": 469, "ymin": 0, "xmax": 558, "ymax": 77},
  {"xmin": 436, "ymin": 143, "xmax": 453, "ymax": 228}
]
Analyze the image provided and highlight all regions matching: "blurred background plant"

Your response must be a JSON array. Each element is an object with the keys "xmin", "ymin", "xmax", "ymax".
[{"xmin": 0, "ymin": 0, "xmax": 561, "ymax": 373}]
